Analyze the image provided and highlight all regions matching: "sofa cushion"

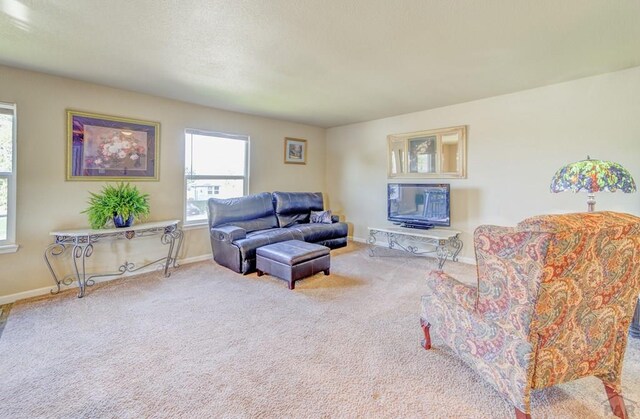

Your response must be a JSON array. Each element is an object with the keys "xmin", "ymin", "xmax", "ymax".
[
  {"xmin": 273, "ymin": 191, "xmax": 324, "ymax": 227},
  {"xmin": 208, "ymin": 192, "xmax": 278, "ymax": 232},
  {"xmin": 233, "ymin": 228, "xmax": 305, "ymax": 262},
  {"xmin": 289, "ymin": 222, "xmax": 348, "ymax": 243}
]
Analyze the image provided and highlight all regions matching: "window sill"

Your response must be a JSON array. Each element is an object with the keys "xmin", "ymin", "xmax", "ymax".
[
  {"xmin": 183, "ymin": 222, "xmax": 208, "ymax": 231},
  {"xmin": 0, "ymin": 244, "xmax": 19, "ymax": 254}
]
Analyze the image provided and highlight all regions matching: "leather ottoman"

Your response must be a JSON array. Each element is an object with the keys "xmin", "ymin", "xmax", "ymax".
[{"xmin": 256, "ymin": 240, "xmax": 330, "ymax": 289}]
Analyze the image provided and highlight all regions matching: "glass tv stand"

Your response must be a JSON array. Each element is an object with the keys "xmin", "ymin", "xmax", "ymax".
[{"xmin": 367, "ymin": 226, "xmax": 462, "ymax": 269}]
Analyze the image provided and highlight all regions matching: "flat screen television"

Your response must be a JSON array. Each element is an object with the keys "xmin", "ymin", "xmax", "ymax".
[{"xmin": 387, "ymin": 183, "xmax": 450, "ymax": 229}]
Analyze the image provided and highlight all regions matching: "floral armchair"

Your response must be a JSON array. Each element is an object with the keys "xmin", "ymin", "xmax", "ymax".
[{"xmin": 421, "ymin": 212, "xmax": 640, "ymax": 418}]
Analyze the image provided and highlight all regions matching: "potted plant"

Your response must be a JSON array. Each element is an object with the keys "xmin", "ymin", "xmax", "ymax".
[{"xmin": 83, "ymin": 182, "xmax": 150, "ymax": 229}]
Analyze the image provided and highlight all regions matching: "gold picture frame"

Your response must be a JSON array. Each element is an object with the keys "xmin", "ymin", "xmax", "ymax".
[
  {"xmin": 66, "ymin": 110, "xmax": 160, "ymax": 181},
  {"xmin": 284, "ymin": 137, "xmax": 307, "ymax": 165}
]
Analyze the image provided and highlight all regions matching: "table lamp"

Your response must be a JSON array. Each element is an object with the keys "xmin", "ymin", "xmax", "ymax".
[{"xmin": 550, "ymin": 156, "xmax": 636, "ymax": 212}]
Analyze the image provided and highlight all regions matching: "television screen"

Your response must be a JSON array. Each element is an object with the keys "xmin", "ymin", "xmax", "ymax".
[{"xmin": 387, "ymin": 183, "xmax": 450, "ymax": 228}]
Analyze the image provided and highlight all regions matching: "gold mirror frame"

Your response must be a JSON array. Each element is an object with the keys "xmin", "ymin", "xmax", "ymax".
[{"xmin": 387, "ymin": 125, "xmax": 467, "ymax": 179}]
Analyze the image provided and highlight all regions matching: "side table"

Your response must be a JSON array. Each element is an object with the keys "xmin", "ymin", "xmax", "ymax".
[{"xmin": 44, "ymin": 220, "xmax": 183, "ymax": 298}]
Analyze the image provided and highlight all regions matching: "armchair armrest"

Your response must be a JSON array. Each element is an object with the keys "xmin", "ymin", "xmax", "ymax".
[
  {"xmin": 425, "ymin": 270, "xmax": 477, "ymax": 312},
  {"xmin": 211, "ymin": 225, "xmax": 246, "ymax": 242}
]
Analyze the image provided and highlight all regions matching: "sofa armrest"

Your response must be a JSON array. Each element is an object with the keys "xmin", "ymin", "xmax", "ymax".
[{"xmin": 211, "ymin": 225, "xmax": 247, "ymax": 242}]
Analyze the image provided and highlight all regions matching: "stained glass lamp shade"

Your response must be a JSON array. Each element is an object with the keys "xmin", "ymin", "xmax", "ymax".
[{"xmin": 550, "ymin": 156, "xmax": 636, "ymax": 212}]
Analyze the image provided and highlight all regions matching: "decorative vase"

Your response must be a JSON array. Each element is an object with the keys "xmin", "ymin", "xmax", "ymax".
[{"xmin": 113, "ymin": 214, "xmax": 134, "ymax": 228}]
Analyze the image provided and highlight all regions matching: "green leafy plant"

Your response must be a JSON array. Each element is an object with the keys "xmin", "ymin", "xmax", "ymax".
[{"xmin": 82, "ymin": 182, "xmax": 150, "ymax": 229}]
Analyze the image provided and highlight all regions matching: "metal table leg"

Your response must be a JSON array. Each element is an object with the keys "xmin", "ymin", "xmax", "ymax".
[
  {"xmin": 162, "ymin": 226, "xmax": 184, "ymax": 277},
  {"xmin": 44, "ymin": 243, "xmax": 66, "ymax": 295},
  {"xmin": 72, "ymin": 243, "xmax": 94, "ymax": 298},
  {"xmin": 449, "ymin": 235, "xmax": 463, "ymax": 262},
  {"xmin": 367, "ymin": 230, "xmax": 378, "ymax": 256},
  {"xmin": 436, "ymin": 240, "xmax": 449, "ymax": 269}
]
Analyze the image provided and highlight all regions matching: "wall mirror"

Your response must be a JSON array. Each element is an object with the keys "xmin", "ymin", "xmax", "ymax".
[{"xmin": 388, "ymin": 125, "xmax": 466, "ymax": 178}]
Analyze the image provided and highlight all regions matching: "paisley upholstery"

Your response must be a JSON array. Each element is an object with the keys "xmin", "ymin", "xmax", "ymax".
[{"xmin": 421, "ymin": 211, "xmax": 640, "ymax": 414}]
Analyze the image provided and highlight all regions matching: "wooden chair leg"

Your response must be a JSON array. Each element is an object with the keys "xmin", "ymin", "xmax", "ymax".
[
  {"xmin": 604, "ymin": 384, "xmax": 628, "ymax": 419},
  {"xmin": 420, "ymin": 318, "xmax": 432, "ymax": 350},
  {"xmin": 515, "ymin": 408, "xmax": 531, "ymax": 419}
]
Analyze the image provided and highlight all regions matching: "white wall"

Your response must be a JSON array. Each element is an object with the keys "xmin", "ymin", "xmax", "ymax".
[
  {"xmin": 326, "ymin": 67, "xmax": 640, "ymax": 262},
  {"xmin": 0, "ymin": 65, "xmax": 326, "ymax": 300},
  {"xmin": 3, "ymin": 64, "xmax": 639, "ymax": 300}
]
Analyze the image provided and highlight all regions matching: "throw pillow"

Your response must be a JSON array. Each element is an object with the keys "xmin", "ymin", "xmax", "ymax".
[{"xmin": 310, "ymin": 210, "xmax": 332, "ymax": 224}]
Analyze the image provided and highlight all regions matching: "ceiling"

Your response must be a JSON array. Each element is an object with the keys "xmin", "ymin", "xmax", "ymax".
[{"xmin": 1, "ymin": 1, "xmax": 640, "ymax": 128}]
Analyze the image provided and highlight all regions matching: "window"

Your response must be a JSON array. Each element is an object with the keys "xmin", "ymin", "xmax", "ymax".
[
  {"xmin": 184, "ymin": 129, "xmax": 249, "ymax": 224},
  {"xmin": 0, "ymin": 102, "xmax": 17, "ymax": 252}
]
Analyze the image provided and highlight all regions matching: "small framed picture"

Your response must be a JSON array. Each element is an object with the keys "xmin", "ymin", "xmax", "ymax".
[
  {"xmin": 284, "ymin": 137, "xmax": 307, "ymax": 165},
  {"xmin": 66, "ymin": 110, "xmax": 160, "ymax": 181}
]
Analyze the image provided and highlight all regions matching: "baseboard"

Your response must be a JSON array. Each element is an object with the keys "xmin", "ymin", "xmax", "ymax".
[
  {"xmin": 0, "ymin": 253, "xmax": 213, "ymax": 305},
  {"xmin": 1, "ymin": 240, "xmax": 475, "ymax": 305},
  {"xmin": 180, "ymin": 254, "xmax": 212, "ymax": 265},
  {"xmin": 350, "ymin": 235, "xmax": 367, "ymax": 244},
  {"xmin": 350, "ymin": 235, "xmax": 476, "ymax": 265},
  {"xmin": 452, "ymin": 255, "xmax": 476, "ymax": 265}
]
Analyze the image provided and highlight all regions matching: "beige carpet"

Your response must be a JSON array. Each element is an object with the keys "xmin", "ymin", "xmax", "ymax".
[{"xmin": 0, "ymin": 242, "xmax": 638, "ymax": 418}]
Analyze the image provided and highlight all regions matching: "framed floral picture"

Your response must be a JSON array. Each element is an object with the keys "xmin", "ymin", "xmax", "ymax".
[
  {"xmin": 284, "ymin": 137, "xmax": 306, "ymax": 165},
  {"xmin": 66, "ymin": 110, "xmax": 160, "ymax": 181}
]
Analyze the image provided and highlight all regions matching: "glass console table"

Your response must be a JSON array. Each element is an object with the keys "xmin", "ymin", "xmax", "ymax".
[
  {"xmin": 367, "ymin": 226, "xmax": 463, "ymax": 269},
  {"xmin": 44, "ymin": 220, "xmax": 183, "ymax": 298}
]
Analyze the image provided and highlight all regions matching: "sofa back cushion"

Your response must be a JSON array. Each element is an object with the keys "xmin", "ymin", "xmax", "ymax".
[
  {"xmin": 273, "ymin": 191, "xmax": 324, "ymax": 227},
  {"xmin": 207, "ymin": 192, "xmax": 278, "ymax": 232}
]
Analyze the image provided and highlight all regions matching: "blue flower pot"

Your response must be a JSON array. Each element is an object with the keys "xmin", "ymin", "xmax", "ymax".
[{"xmin": 113, "ymin": 214, "xmax": 134, "ymax": 228}]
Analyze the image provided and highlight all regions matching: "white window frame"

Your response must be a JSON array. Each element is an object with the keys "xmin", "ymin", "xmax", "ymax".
[
  {"xmin": 0, "ymin": 102, "xmax": 18, "ymax": 253},
  {"xmin": 184, "ymin": 129, "xmax": 249, "ymax": 226}
]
